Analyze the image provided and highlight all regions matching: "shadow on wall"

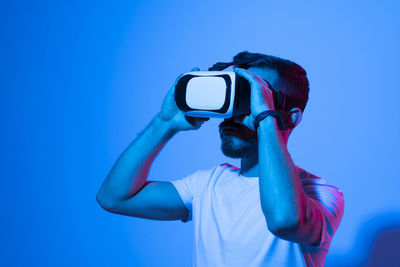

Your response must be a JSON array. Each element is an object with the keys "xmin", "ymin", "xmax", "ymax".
[{"xmin": 326, "ymin": 213, "xmax": 400, "ymax": 267}]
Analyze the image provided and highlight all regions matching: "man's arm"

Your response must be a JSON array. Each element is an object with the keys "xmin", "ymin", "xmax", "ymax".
[
  {"xmin": 257, "ymin": 117, "xmax": 322, "ymax": 245},
  {"xmin": 96, "ymin": 114, "xmax": 177, "ymax": 209},
  {"xmin": 96, "ymin": 68, "xmax": 207, "ymax": 219},
  {"xmin": 233, "ymin": 67, "xmax": 323, "ymax": 245}
]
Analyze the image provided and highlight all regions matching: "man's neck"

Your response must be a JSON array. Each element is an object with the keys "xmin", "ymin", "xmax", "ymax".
[
  {"xmin": 239, "ymin": 131, "xmax": 290, "ymax": 178},
  {"xmin": 239, "ymin": 154, "xmax": 259, "ymax": 178}
]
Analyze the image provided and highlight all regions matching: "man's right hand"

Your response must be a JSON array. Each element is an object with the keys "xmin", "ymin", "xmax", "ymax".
[{"xmin": 158, "ymin": 67, "xmax": 209, "ymax": 132}]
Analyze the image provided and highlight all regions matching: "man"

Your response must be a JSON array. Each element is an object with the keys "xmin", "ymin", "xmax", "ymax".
[{"xmin": 96, "ymin": 51, "xmax": 344, "ymax": 267}]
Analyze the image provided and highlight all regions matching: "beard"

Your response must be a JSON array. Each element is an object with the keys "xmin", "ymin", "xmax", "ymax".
[{"xmin": 220, "ymin": 134, "xmax": 258, "ymax": 158}]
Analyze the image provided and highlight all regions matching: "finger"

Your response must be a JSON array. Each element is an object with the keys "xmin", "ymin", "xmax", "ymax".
[
  {"xmin": 170, "ymin": 73, "xmax": 184, "ymax": 92},
  {"xmin": 165, "ymin": 73, "xmax": 184, "ymax": 100},
  {"xmin": 191, "ymin": 67, "xmax": 200, "ymax": 72},
  {"xmin": 174, "ymin": 73, "xmax": 184, "ymax": 84},
  {"xmin": 185, "ymin": 115, "xmax": 209, "ymax": 123},
  {"xmin": 242, "ymin": 115, "xmax": 255, "ymax": 131},
  {"xmin": 234, "ymin": 67, "xmax": 272, "ymax": 91},
  {"xmin": 191, "ymin": 117, "xmax": 209, "ymax": 123},
  {"xmin": 234, "ymin": 67, "xmax": 263, "ymax": 81},
  {"xmin": 234, "ymin": 67, "xmax": 264, "ymax": 84},
  {"xmin": 233, "ymin": 68, "xmax": 260, "ymax": 88}
]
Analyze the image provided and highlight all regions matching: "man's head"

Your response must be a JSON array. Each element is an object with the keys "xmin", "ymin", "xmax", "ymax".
[{"xmin": 219, "ymin": 51, "xmax": 310, "ymax": 159}]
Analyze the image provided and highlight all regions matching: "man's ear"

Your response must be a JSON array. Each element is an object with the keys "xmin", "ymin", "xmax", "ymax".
[{"xmin": 286, "ymin": 107, "xmax": 302, "ymax": 129}]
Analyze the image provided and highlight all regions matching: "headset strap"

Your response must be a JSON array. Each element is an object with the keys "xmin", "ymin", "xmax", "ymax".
[{"xmin": 208, "ymin": 62, "xmax": 234, "ymax": 71}]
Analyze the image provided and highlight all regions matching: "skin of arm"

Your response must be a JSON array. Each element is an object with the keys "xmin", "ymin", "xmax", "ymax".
[
  {"xmin": 96, "ymin": 68, "xmax": 207, "ymax": 210},
  {"xmin": 234, "ymin": 67, "xmax": 323, "ymax": 245},
  {"xmin": 257, "ymin": 117, "xmax": 322, "ymax": 245},
  {"xmin": 96, "ymin": 115, "xmax": 178, "ymax": 209}
]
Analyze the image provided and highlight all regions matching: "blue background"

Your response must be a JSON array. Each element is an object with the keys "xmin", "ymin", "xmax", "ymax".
[{"xmin": 2, "ymin": 0, "xmax": 400, "ymax": 266}]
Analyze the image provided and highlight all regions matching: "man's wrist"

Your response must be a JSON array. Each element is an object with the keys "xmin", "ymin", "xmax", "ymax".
[
  {"xmin": 257, "ymin": 116, "xmax": 279, "ymax": 134},
  {"xmin": 154, "ymin": 113, "xmax": 180, "ymax": 135},
  {"xmin": 254, "ymin": 110, "xmax": 285, "ymax": 131}
]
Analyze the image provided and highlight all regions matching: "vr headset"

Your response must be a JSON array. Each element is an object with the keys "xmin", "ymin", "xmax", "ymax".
[
  {"xmin": 174, "ymin": 70, "xmax": 251, "ymax": 118},
  {"xmin": 174, "ymin": 59, "xmax": 294, "ymax": 130}
]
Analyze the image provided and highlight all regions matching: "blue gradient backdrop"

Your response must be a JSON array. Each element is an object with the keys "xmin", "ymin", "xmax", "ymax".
[{"xmin": 2, "ymin": 0, "xmax": 400, "ymax": 266}]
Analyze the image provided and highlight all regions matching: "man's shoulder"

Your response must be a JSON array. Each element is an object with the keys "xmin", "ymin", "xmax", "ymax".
[
  {"xmin": 295, "ymin": 165, "xmax": 344, "ymax": 205},
  {"xmin": 191, "ymin": 163, "xmax": 240, "ymax": 182},
  {"xmin": 295, "ymin": 166, "xmax": 336, "ymax": 186}
]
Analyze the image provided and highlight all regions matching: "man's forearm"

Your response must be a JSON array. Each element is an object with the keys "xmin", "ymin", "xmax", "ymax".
[
  {"xmin": 257, "ymin": 116, "xmax": 307, "ymax": 233},
  {"xmin": 97, "ymin": 113, "xmax": 178, "ymax": 205}
]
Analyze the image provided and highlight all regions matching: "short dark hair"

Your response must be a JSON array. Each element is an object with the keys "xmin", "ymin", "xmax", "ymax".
[{"xmin": 233, "ymin": 51, "xmax": 310, "ymax": 113}]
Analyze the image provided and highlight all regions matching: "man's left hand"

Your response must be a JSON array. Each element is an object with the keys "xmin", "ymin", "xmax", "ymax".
[{"xmin": 233, "ymin": 67, "xmax": 276, "ymax": 131}]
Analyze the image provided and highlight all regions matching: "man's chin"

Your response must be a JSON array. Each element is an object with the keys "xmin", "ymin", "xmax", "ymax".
[{"xmin": 220, "ymin": 134, "xmax": 257, "ymax": 158}]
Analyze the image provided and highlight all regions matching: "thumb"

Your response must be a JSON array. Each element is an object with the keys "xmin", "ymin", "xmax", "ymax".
[{"xmin": 242, "ymin": 115, "xmax": 255, "ymax": 131}]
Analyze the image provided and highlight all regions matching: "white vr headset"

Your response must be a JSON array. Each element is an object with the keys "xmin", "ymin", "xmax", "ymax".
[{"xmin": 174, "ymin": 71, "xmax": 251, "ymax": 118}]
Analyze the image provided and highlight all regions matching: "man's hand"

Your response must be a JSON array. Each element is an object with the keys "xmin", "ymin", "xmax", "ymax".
[
  {"xmin": 158, "ymin": 67, "xmax": 209, "ymax": 132},
  {"xmin": 233, "ymin": 67, "xmax": 276, "ymax": 131}
]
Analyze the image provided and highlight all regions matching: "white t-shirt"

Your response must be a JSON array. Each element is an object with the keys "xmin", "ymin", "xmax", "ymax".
[{"xmin": 170, "ymin": 163, "xmax": 344, "ymax": 267}]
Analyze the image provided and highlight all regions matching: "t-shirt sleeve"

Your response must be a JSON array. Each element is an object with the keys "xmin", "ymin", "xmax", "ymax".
[
  {"xmin": 300, "ymin": 171, "xmax": 345, "ymax": 249},
  {"xmin": 169, "ymin": 168, "xmax": 214, "ymax": 223}
]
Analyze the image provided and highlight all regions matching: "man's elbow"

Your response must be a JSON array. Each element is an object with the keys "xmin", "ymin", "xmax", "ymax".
[
  {"xmin": 96, "ymin": 190, "xmax": 117, "ymax": 212},
  {"xmin": 266, "ymin": 214, "xmax": 302, "ymax": 238}
]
